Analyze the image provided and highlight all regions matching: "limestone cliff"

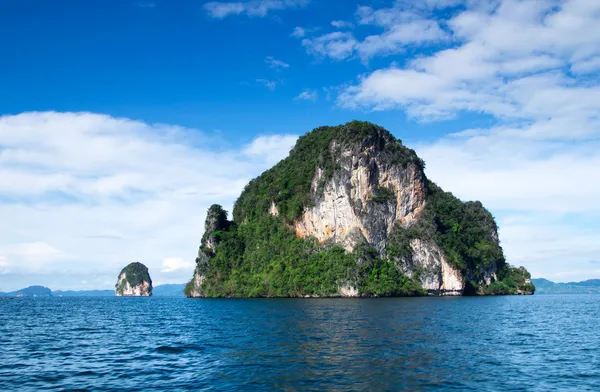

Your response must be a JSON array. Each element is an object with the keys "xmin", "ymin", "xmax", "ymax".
[
  {"xmin": 115, "ymin": 262, "xmax": 152, "ymax": 297},
  {"xmin": 186, "ymin": 121, "xmax": 534, "ymax": 297},
  {"xmin": 184, "ymin": 205, "xmax": 228, "ymax": 298}
]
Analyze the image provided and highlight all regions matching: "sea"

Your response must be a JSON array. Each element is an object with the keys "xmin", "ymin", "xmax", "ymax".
[{"xmin": 1, "ymin": 294, "xmax": 598, "ymax": 391}]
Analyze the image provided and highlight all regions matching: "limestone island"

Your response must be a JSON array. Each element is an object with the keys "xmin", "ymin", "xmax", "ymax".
[
  {"xmin": 185, "ymin": 121, "xmax": 535, "ymax": 298},
  {"xmin": 115, "ymin": 262, "xmax": 153, "ymax": 296}
]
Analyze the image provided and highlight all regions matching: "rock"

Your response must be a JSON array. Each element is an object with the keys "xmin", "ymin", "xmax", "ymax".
[
  {"xmin": 115, "ymin": 262, "xmax": 152, "ymax": 296},
  {"xmin": 185, "ymin": 205, "xmax": 228, "ymax": 298},
  {"xmin": 185, "ymin": 121, "xmax": 534, "ymax": 297}
]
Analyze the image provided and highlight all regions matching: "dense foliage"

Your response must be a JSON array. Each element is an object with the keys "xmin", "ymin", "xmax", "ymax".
[
  {"xmin": 486, "ymin": 266, "xmax": 535, "ymax": 295},
  {"xmin": 192, "ymin": 213, "xmax": 426, "ymax": 298},
  {"xmin": 234, "ymin": 121, "xmax": 422, "ymax": 224},
  {"xmin": 187, "ymin": 121, "xmax": 533, "ymax": 297}
]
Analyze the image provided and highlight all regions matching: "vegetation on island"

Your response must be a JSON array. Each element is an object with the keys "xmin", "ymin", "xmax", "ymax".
[
  {"xmin": 186, "ymin": 121, "xmax": 534, "ymax": 297},
  {"xmin": 116, "ymin": 262, "xmax": 152, "ymax": 295}
]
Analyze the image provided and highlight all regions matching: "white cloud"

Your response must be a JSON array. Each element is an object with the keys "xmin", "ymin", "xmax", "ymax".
[
  {"xmin": 265, "ymin": 56, "xmax": 289, "ymax": 70},
  {"xmin": 204, "ymin": 0, "xmax": 309, "ymax": 18},
  {"xmin": 0, "ymin": 112, "xmax": 298, "ymax": 291},
  {"xmin": 340, "ymin": 0, "xmax": 600, "ymax": 123},
  {"xmin": 295, "ymin": 89, "xmax": 318, "ymax": 101},
  {"xmin": 290, "ymin": 26, "xmax": 319, "ymax": 38},
  {"xmin": 414, "ymin": 128, "xmax": 600, "ymax": 282},
  {"xmin": 161, "ymin": 257, "xmax": 196, "ymax": 273},
  {"xmin": 242, "ymin": 134, "xmax": 297, "ymax": 165},
  {"xmin": 9, "ymin": 242, "xmax": 65, "ymax": 262},
  {"xmin": 256, "ymin": 78, "xmax": 277, "ymax": 90},
  {"xmin": 302, "ymin": 32, "xmax": 357, "ymax": 60},
  {"xmin": 571, "ymin": 56, "xmax": 600, "ymax": 74},
  {"xmin": 0, "ymin": 256, "xmax": 8, "ymax": 275},
  {"xmin": 327, "ymin": 0, "xmax": 600, "ymax": 281},
  {"xmin": 290, "ymin": 26, "xmax": 306, "ymax": 37},
  {"xmin": 302, "ymin": 3, "xmax": 448, "ymax": 61},
  {"xmin": 331, "ymin": 20, "xmax": 353, "ymax": 29}
]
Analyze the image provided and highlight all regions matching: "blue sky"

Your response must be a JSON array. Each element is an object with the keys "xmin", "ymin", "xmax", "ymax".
[{"xmin": 1, "ymin": 0, "xmax": 600, "ymax": 291}]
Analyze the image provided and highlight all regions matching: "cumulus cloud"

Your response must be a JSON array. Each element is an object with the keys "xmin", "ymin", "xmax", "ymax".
[
  {"xmin": 325, "ymin": 0, "xmax": 600, "ymax": 281},
  {"xmin": 340, "ymin": 0, "xmax": 600, "ymax": 125},
  {"xmin": 295, "ymin": 89, "xmax": 318, "ymax": 101},
  {"xmin": 242, "ymin": 134, "xmax": 297, "ymax": 165},
  {"xmin": 302, "ymin": 32, "xmax": 358, "ymax": 60},
  {"xmin": 204, "ymin": 0, "xmax": 309, "ymax": 18},
  {"xmin": 0, "ymin": 112, "xmax": 298, "ymax": 291},
  {"xmin": 161, "ymin": 257, "xmax": 196, "ymax": 273},
  {"xmin": 302, "ymin": 2, "xmax": 449, "ymax": 61}
]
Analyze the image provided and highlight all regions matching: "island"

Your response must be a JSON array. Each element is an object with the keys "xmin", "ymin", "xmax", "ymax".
[
  {"xmin": 185, "ymin": 121, "xmax": 535, "ymax": 298},
  {"xmin": 115, "ymin": 262, "xmax": 153, "ymax": 296}
]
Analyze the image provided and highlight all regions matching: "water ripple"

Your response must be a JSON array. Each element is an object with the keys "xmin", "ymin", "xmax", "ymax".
[{"xmin": 0, "ymin": 295, "xmax": 599, "ymax": 391}]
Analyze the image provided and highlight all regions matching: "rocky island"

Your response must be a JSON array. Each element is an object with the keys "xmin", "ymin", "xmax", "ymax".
[
  {"xmin": 115, "ymin": 262, "xmax": 153, "ymax": 296},
  {"xmin": 185, "ymin": 121, "xmax": 535, "ymax": 298}
]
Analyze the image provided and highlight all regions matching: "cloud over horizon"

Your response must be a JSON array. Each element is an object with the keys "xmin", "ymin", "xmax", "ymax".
[
  {"xmin": 2, "ymin": 0, "xmax": 600, "ymax": 290},
  {"xmin": 0, "ymin": 112, "xmax": 296, "ymax": 291}
]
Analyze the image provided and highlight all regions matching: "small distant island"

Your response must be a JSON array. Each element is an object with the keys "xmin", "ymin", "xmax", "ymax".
[
  {"xmin": 115, "ymin": 262, "xmax": 153, "ymax": 296},
  {"xmin": 185, "ymin": 121, "xmax": 536, "ymax": 298}
]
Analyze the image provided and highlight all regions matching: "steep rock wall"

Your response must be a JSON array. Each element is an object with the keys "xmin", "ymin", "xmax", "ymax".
[{"xmin": 293, "ymin": 143, "xmax": 426, "ymax": 253}]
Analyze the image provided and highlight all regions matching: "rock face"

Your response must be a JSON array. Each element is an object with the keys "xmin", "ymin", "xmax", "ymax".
[
  {"xmin": 186, "ymin": 121, "xmax": 533, "ymax": 297},
  {"xmin": 288, "ymin": 127, "xmax": 460, "ymax": 295},
  {"xmin": 293, "ymin": 147, "xmax": 426, "ymax": 253},
  {"xmin": 185, "ymin": 205, "xmax": 228, "ymax": 298},
  {"xmin": 115, "ymin": 262, "xmax": 152, "ymax": 296}
]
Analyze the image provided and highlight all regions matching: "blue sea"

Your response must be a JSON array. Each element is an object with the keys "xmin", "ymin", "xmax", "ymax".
[{"xmin": 1, "ymin": 295, "xmax": 599, "ymax": 391}]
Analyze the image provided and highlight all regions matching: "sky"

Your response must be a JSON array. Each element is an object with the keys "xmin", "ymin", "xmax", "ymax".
[{"xmin": 1, "ymin": 0, "xmax": 600, "ymax": 291}]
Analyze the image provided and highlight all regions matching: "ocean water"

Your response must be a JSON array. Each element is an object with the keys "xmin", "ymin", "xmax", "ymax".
[{"xmin": 1, "ymin": 295, "xmax": 599, "ymax": 391}]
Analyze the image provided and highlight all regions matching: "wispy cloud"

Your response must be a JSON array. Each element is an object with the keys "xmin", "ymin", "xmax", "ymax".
[
  {"xmin": 291, "ymin": 26, "xmax": 307, "ymax": 37},
  {"xmin": 256, "ymin": 78, "xmax": 277, "ymax": 90},
  {"xmin": 290, "ymin": 26, "xmax": 319, "ymax": 38},
  {"xmin": 295, "ymin": 89, "xmax": 318, "ymax": 101},
  {"xmin": 330, "ymin": 20, "xmax": 353, "ymax": 29},
  {"xmin": 302, "ymin": 32, "xmax": 357, "ymax": 60},
  {"xmin": 302, "ymin": 3, "xmax": 448, "ymax": 61},
  {"xmin": 204, "ymin": 0, "xmax": 309, "ymax": 19},
  {"xmin": 265, "ymin": 56, "xmax": 289, "ymax": 70}
]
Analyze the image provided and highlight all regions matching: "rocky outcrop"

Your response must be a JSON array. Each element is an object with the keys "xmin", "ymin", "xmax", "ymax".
[
  {"xmin": 186, "ymin": 121, "xmax": 531, "ymax": 298},
  {"xmin": 287, "ymin": 131, "xmax": 464, "ymax": 295},
  {"xmin": 186, "ymin": 205, "xmax": 228, "ymax": 298},
  {"xmin": 115, "ymin": 262, "xmax": 152, "ymax": 296},
  {"xmin": 293, "ymin": 139, "xmax": 426, "ymax": 254},
  {"xmin": 406, "ymin": 239, "xmax": 464, "ymax": 296}
]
